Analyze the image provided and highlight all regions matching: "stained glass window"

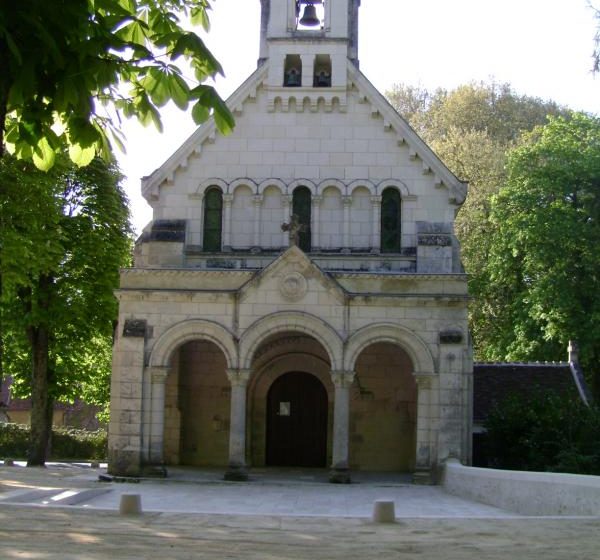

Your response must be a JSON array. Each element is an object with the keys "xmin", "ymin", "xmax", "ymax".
[
  {"xmin": 380, "ymin": 187, "xmax": 401, "ymax": 253},
  {"xmin": 292, "ymin": 186, "xmax": 312, "ymax": 252},
  {"xmin": 203, "ymin": 187, "xmax": 223, "ymax": 252}
]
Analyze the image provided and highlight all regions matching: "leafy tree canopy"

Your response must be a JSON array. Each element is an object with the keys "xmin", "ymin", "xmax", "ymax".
[
  {"xmin": 484, "ymin": 113, "xmax": 600, "ymax": 394},
  {"xmin": 0, "ymin": 0, "xmax": 234, "ymax": 170},
  {"xmin": 0, "ymin": 153, "xmax": 132, "ymax": 461},
  {"xmin": 387, "ymin": 81, "xmax": 572, "ymax": 364}
]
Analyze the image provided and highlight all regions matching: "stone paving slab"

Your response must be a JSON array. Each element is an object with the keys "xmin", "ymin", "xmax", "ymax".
[
  {"xmin": 0, "ymin": 464, "xmax": 515, "ymax": 518},
  {"xmin": 1, "ymin": 465, "xmax": 599, "ymax": 559}
]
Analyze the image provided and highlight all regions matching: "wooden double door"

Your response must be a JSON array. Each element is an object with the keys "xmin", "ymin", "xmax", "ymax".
[{"xmin": 266, "ymin": 372, "xmax": 328, "ymax": 468}]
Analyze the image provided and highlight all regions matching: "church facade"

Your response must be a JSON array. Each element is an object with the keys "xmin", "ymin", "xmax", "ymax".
[{"xmin": 108, "ymin": 0, "xmax": 472, "ymax": 483}]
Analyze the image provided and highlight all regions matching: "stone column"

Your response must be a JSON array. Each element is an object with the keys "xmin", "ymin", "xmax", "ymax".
[
  {"xmin": 342, "ymin": 196, "xmax": 352, "ymax": 253},
  {"xmin": 311, "ymin": 195, "xmax": 322, "ymax": 251},
  {"xmin": 413, "ymin": 373, "xmax": 435, "ymax": 484},
  {"xmin": 252, "ymin": 194, "xmax": 263, "ymax": 249},
  {"xmin": 370, "ymin": 195, "xmax": 382, "ymax": 253},
  {"xmin": 222, "ymin": 194, "xmax": 233, "ymax": 251},
  {"xmin": 300, "ymin": 54, "xmax": 315, "ymax": 88},
  {"xmin": 329, "ymin": 370, "xmax": 355, "ymax": 483},
  {"xmin": 224, "ymin": 368, "xmax": 251, "ymax": 481},
  {"xmin": 149, "ymin": 366, "xmax": 169, "ymax": 466}
]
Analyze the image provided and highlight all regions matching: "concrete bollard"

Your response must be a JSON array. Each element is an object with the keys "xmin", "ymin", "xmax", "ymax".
[
  {"xmin": 119, "ymin": 494, "xmax": 142, "ymax": 515},
  {"xmin": 372, "ymin": 500, "xmax": 396, "ymax": 523}
]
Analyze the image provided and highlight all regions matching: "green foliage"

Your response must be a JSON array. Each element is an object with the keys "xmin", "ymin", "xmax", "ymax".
[
  {"xmin": 0, "ymin": 153, "xmax": 132, "ymax": 450},
  {"xmin": 0, "ymin": 423, "xmax": 107, "ymax": 460},
  {"xmin": 0, "ymin": 0, "xmax": 234, "ymax": 169},
  {"xmin": 484, "ymin": 393, "xmax": 600, "ymax": 475},
  {"xmin": 482, "ymin": 114, "xmax": 600, "ymax": 396},
  {"xmin": 386, "ymin": 81, "xmax": 580, "ymax": 369}
]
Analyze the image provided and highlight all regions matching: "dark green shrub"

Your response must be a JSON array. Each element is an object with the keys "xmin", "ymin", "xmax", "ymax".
[
  {"xmin": 51, "ymin": 427, "xmax": 107, "ymax": 460},
  {"xmin": 0, "ymin": 423, "xmax": 29, "ymax": 458},
  {"xmin": 484, "ymin": 393, "xmax": 600, "ymax": 475},
  {"xmin": 0, "ymin": 423, "xmax": 107, "ymax": 461}
]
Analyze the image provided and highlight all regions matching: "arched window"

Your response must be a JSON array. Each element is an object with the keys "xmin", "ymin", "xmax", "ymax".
[
  {"xmin": 380, "ymin": 187, "xmax": 401, "ymax": 253},
  {"xmin": 203, "ymin": 187, "xmax": 223, "ymax": 252},
  {"xmin": 292, "ymin": 186, "xmax": 312, "ymax": 252},
  {"xmin": 313, "ymin": 54, "xmax": 332, "ymax": 87},
  {"xmin": 284, "ymin": 55, "xmax": 302, "ymax": 87}
]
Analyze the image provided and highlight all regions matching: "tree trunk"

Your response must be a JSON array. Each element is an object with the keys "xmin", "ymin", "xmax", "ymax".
[{"xmin": 26, "ymin": 275, "xmax": 53, "ymax": 466}]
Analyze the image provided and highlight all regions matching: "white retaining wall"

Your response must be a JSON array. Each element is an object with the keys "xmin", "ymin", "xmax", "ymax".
[{"xmin": 442, "ymin": 459, "xmax": 600, "ymax": 516}]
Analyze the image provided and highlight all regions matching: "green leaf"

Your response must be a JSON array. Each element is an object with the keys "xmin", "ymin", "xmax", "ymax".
[
  {"xmin": 32, "ymin": 137, "xmax": 57, "ymax": 172},
  {"xmin": 191, "ymin": 101, "xmax": 210, "ymax": 125},
  {"xmin": 69, "ymin": 143, "xmax": 97, "ymax": 167},
  {"xmin": 190, "ymin": 6, "xmax": 211, "ymax": 32},
  {"xmin": 2, "ymin": 28, "xmax": 23, "ymax": 65},
  {"xmin": 140, "ymin": 67, "xmax": 170, "ymax": 107},
  {"xmin": 166, "ymin": 71, "xmax": 191, "ymax": 110}
]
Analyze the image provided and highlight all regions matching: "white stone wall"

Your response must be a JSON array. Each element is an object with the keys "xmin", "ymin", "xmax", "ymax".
[{"xmin": 146, "ymin": 83, "xmax": 458, "ymax": 261}]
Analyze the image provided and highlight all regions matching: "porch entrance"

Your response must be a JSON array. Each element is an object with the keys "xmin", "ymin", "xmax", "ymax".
[{"xmin": 266, "ymin": 371, "xmax": 328, "ymax": 467}]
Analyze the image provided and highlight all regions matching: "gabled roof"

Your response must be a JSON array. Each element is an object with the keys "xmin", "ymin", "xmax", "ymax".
[
  {"xmin": 141, "ymin": 58, "xmax": 467, "ymax": 204},
  {"xmin": 346, "ymin": 62, "xmax": 467, "ymax": 204},
  {"xmin": 141, "ymin": 63, "xmax": 269, "ymax": 201}
]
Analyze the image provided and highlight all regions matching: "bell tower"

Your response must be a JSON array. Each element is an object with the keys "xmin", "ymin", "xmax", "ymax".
[{"xmin": 259, "ymin": 0, "xmax": 360, "ymax": 97}]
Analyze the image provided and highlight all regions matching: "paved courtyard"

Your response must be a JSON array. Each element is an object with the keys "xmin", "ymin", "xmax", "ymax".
[{"xmin": 0, "ymin": 463, "xmax": 598, "ymax": 559}]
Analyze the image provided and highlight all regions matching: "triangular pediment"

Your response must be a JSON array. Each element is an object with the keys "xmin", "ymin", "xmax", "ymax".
[{"xmin": 238, "ymin": 246, "xmax": 346, "ymax": 306}]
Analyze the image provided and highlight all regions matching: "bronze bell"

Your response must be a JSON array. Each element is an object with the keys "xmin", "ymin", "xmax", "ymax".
[{"xmin": 299, "ymin": 4, "xmax": 320, "ymax": 27}]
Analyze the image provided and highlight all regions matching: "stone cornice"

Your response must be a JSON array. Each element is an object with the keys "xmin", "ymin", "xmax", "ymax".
[
  {"xmin": 120, "ymin": 268, "xmax": 255, "ymax": 279},
  {"xmin": 332, "ymin": 272, "xmax": 468, "ymax": 281}
]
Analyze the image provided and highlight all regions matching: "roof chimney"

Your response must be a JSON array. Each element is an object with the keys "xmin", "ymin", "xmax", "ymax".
[{"xmin": 568, "ymin": 340, "xmax": 579, "ymax": 364}]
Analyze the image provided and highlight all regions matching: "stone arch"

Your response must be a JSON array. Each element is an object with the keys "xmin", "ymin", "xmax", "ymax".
[
  {"xmin": 192, "ymin": 178, "xmax": 228, "ymax": 197},
  {"xmin": 239, "ymin": 311, "xmax": 343, "ymax": 371},
  {"xmin": 317, "ymin": 179, "xmax": 346, "ymax": 196},
  {"xmin": 347, "ymin": 179, "xmax": 376, "ymax": 196},
  {"xmin": 288, "ymin": 179, "xmax": 318, "ymax": 196},
  {"xmin": 257, "ymin": 179, "xmax": 286, "ymax": 195},
  {"xmin": 376, "ymin": 179, "xmax": 411, "ymax": 197},
  {"xmin": 229, "ymin": 178, "xmax": 258, "ymax": 195},
  {"xmin": 344, "ymin": 323, "xmax": 435, "ymax": 374},
  {"xmin": 149, "ymin": 319, "xmax": 237, "ymax": 369}
]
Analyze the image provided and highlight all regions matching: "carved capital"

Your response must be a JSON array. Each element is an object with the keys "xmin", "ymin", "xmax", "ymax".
[
  {"xmin": 226, "ymin": 368, "xmax": 252, "ymax": 387},
  {"xmin": 331, "ymin": 370, "xmax": 355, "ymax": 389},
  {"xmin": 342, "ymin": 195, "xmax": 353, "ymax": 207},
  {"xmin": 370, "ymin": 195, "xmax": 382, "ymax": 206},
  {"xmin": 312, "ymin": 195, "xmax": 323, "ymax": 206},
  {"xmin": 223, "ymin": 194, "xmax": 234, "ymax": 206},
  {"xmin": 149, "ymin": 366, "xmax": 170, "ymax": 384},
  {"xmin": 252, "ymin": 194, "xmax": 263, "ymax": 205},
  {"xmin": 414, "ymin": 373, "xmax": 435, "ymax": 389}
]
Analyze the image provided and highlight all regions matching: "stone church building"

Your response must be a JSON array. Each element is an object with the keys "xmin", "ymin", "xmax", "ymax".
[{"xmin": 109, "ymin": 0, "xmax": 472, "ymax": 483}]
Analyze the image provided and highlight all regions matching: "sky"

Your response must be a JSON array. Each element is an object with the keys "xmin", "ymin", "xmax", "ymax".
[{"xmin": 118, "ymin": 0, "xmax": 600, "ymax": 234}]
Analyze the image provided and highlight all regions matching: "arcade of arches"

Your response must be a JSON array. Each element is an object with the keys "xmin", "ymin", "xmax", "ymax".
[{"xmin": 160, "ymin": 332, "xmax": 418, "ymax": 476}]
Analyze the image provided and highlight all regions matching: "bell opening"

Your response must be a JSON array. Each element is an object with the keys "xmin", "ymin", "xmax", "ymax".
[{"xmin": 297, "ymin": 1, "xmax": 324, "ymax": 30}]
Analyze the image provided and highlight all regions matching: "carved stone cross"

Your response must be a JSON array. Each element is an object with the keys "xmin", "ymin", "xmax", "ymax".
[{"xmin": 281, "ymin": 214, "xmax": 307, "ymax": 247}]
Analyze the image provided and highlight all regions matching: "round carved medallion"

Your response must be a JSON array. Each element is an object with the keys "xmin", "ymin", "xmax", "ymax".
[{"xmin": 279, "ymin": 272, "xmax": 308, "ymax": 302}]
